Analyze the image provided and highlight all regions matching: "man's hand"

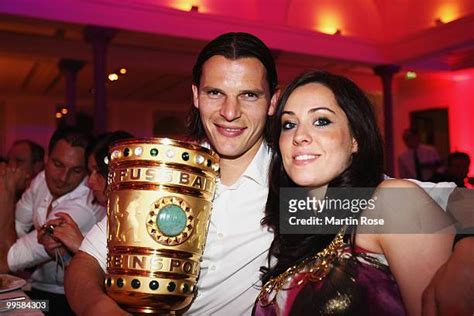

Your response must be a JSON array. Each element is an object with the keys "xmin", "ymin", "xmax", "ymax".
[
  {"xmin": 0, "ymin": 165, "xmax": 28, "ymax": 196},
  {"xmin": 37, "ymin": 225, "xmax": 63, "ymax": 258},
  {"xmin": 0, "ymin": 164, "xmax": 12, "ymax": 195},
  {"xmin": 0, "ymin": 166, "xmax": 20, "ymax": 262},
  {"xmin": 422, "ymin": 237, "xmax": 474, "ymax": 316}
]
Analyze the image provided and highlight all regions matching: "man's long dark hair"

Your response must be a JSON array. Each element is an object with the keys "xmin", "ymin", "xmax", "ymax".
[
  {"xmin": 261, "ymin": 71, "xmax": 385, "ymax": 284},
  {"xmin": 187, "ymin": 32, "xmax": 278, "ymax": 144}
]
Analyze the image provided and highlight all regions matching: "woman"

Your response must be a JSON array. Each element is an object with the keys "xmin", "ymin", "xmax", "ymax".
[
  {"xmin": 254, "ymin": 71, "xmax": 454, "ymax": 315},
  {"xmin": 39, "ymin": 131, "xmax": 133, "ymax": 255}
]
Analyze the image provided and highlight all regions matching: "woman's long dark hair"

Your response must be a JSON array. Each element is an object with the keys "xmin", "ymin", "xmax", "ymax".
[
  {"xmin": 85, "ymin": 131, "xmax": 134, "ymax": 179},
  {"xmin": 261, "ymin": 71, "xmax": 385, "ymax": 284}
]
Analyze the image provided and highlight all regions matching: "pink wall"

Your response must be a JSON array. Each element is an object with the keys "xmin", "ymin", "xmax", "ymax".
[
  {"xmin": 394, "ymin": 69, "xmax": 474, "ymax": 177},
  {"xmin": 0, "ymin": 95, "xmax": 188, "ymax": 157},
  {"xmin": 1, "ymin": 96, "xmax": 59, "ymax": 154}
]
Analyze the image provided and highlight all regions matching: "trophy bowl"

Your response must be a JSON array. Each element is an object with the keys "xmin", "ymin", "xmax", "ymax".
[{"xmin": 104, "ymin": 138, "xmax": 219, "ymax": 314}]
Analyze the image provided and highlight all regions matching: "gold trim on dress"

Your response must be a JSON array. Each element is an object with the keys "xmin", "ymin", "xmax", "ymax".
[{"xmin": 258, "ymin": 230, "xmax": 345, "ymax": 306}]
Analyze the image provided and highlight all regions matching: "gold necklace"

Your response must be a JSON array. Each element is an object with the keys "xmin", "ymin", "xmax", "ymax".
[{"xmin": 258, "ymin": 231, "xmax": 345, "ymax": 306}]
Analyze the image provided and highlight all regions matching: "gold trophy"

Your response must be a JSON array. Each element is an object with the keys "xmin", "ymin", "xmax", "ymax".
[{"xmin": 105, "ymin": 138, "xmax": 219, "ymax": 314}]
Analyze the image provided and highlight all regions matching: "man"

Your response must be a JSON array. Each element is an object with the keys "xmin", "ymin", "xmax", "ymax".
[
  {"xmin": 398, "ymin": 128, "xmax": 442, "ymax": 181},
  {"xmin": 7, "ymin": 139, "xmax": 45, "ymax": 178},
  {"xmin": 6, "ymin": 139, "xmax": 45, "ymax": 199},
  {"xmin": 65, "ymin": 33, "xmax": 467, "ymax": 315},
  {"xmin": 430, "ymin": 151, "xmax": 471, "ymax": 187},
  {"xmin": 0, "ymin": 126, "xmax": 105, "ymax": 315},
  {"xmin": 65, "ymin": 32, "xmax": 278, "ymax": 315}
]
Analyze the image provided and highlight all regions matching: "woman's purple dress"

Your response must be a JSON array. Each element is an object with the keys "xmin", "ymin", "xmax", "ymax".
[{"xmin": 253, "ymin": 245, "xmax": 406, "ymax": 316}]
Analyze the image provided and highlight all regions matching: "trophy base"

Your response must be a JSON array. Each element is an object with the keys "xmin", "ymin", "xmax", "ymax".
[
  {"xmin": 123, "ymin": 306, "xmax": 177, "ymax": 315},
  {"xmin": 109, "ymin": 292, "xmax": 192, "ymax": 315}
]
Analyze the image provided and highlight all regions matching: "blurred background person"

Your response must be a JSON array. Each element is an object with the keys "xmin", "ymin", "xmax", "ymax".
[
  {"xmin": 6, "ymin": 139, "xmax": 45, "ymax": 200},
  {"xmin": 431, "ymin": 151, "xmax": 471, "ymax": 188},
  {"xmin": 7, "ymin": 139, "xmax": 45, "ymax": 178},
  {"xmin": 398, "ymin": 128, "xmax": 442, "ymax": 181},
  {"xmin": 41, "ymin": 131, "xmax": 133, "ymax": 256}
]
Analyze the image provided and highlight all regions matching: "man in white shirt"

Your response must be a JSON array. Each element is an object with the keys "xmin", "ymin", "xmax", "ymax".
[
  {"xmin": 398, "ymin": 128, "xmax": 442, "ymax": 181},
  {"xmin": 66, "ymin": 32, "xmax": 279, "ymax": 315},
  {"xmin": 0, "ymin": 126, "xmax": 105, "ymax": 315},
  {"xmin": 65, "ymin": 33, "xmax": 470, "ymax": 316}
]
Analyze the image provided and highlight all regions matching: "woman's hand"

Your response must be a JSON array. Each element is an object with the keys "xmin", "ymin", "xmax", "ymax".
[{"xmin": 49, "ymin": 212, "xmax": 84, "ymax": 254}]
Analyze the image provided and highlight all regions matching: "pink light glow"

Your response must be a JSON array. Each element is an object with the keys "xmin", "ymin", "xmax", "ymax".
[
  {"xmin": 394, "ymin": 69, "xmax": 474, "ymax": 177},
  {"xmin": 449, "ymin": 69, "xmax": 474, "ymax": 176},
  {"xmin": 452, "ymin": 74, "xmax": 471, "ymax": 81}
]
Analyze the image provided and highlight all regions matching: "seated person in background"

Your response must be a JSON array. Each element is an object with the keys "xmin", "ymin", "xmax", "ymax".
[
  {"xmin": 41, "ymin": 131, "xmax": 133, "ymax": 255},
  {"xmin": 398, "ymin": 128, "xmax": 441, "ymax": 181},
  {"xmin": 7, "ymin": 139, "xmax": 45, "ymax": 179},
  {"xmin": 431, "ymin": 151, "xmax": 471, "ymax": 187},
  {"xmin": 5, "ymin": 139, "xmax": 45, "ymax": 201},
  {"xmin": 0, "ymin": 126, "xmax": 105, "ymax": 316},
  {"xmin": 255, "ymin": 71, "xmax": 454, "ymax": 315}
]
